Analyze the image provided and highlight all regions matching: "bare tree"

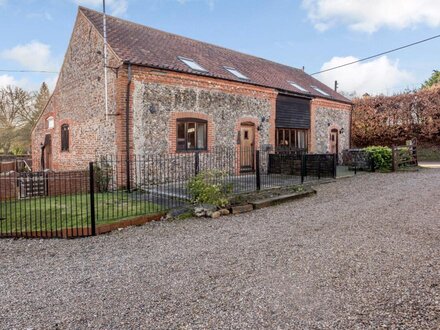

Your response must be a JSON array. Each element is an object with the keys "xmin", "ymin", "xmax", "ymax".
[{"xmin": 0, "ymin": 85, "xmax": 38, "ymax": 154}]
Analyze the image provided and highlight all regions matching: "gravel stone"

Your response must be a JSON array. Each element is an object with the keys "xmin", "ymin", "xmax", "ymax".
[{"xmin": 1, "ymin": 169, "xmax": 439, "ymax": 329}]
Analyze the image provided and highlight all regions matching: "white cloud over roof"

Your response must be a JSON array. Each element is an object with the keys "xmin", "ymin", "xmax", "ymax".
[
  {"xmin": 317, "ymin": 55, "xmax": 414, "ymax": 96},
  {"xmin": 302, "ymin": 0, "xmax": 440, "ymax": 33}
]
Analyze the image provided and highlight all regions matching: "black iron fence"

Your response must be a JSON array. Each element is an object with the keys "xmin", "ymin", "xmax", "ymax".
[
  {"xmin": 0, "ymin": 170, "xmax": 93, "ymax": 238},
  {"xmin": 0, "ymin": 146, "xmax": 336, "ymax": 239},
  {"xmin": 342, "ymin": 149, "xmax": 375, "ymax": 173}
]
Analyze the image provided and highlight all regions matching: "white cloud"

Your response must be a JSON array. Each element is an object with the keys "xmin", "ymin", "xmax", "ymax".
[
  {"xmin": 73, "ymin": 0, "xmax": 128, "ymax": 16},
  {"xmin": 1, "ymin": 41, "xmax": 59, "ymax": 72},
  {"xmin": 302, "ymin": 0, "xmax": 440, "ymax": 33},
  {"xmin": 317, "ymin": 56, "xmax": 414, "ymax": 95},
  {"xmin": 0, "ymin": 75, "xmax": 19, "ymax": 88},
  {"xmin": 0, "ymin": 73, "xmax": 57, "ymax": 92},
  {"xmin": 0, "ymin": 74, "xmax": 36, "ymax": 90}
]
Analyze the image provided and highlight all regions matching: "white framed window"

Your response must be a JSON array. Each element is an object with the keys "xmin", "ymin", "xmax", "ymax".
[
  {"xmin": 288, "ymin": 81, "xmax": 308, "ymax": 92},
  {"xmin": 178, "ymin": 56, "xmax": 208, "ymax": 72},
  {"xmin": 311, "ymin": 85, "xmax": 330, "ymax": 96},
  {"xmin": 47, "ymin": 116, "xmax": 54, "ymax": 129},
  {"xmin": 224, "ymin": 67, "xmax": 249, "ymax": 80}
]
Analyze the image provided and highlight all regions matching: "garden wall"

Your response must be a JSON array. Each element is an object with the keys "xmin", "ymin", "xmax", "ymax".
[{"xmin": 0, "ymin": 173, "xmax": 18, "ymax": 201}]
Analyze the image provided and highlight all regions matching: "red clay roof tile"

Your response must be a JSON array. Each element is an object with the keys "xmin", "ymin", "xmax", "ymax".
[{"xmin": 80, "ymin": 7, "xmax": 351, "ymax": 103}]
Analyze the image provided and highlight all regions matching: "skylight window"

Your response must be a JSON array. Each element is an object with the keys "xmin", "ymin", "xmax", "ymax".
[
  {"xmin": 311, "ymin": 85, "xmax": 330, "ymax": 96},
  {"xmin": 224, "ymin": 67, "xmax": 249, "ymax": 80},
  {"xmin": 178, "ymin": 56, "xmax": 208, "ymax": 72},
  {"xmin": 288, "ymin": 81, "xmax": 308, "ymax": 92}
]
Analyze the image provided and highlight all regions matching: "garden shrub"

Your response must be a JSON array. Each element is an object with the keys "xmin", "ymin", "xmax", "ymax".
[
  {"xmin": 94, "ymin": 162, "xmax": 112, "ymax": 192},
  {"xmin": 363, "ymin": 146, "xmax": 392, "ymax": 171},
  {"xmin": 188, "ymin": 170, "xmax": 233, "ymax": 208}
]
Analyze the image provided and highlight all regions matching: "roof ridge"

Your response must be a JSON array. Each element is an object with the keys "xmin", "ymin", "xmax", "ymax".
[{"xmin": 78, "ymin": 6, "xmax": 304, "ymax": 73}]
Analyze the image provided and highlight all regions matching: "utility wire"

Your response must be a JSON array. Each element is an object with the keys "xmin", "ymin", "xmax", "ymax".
[
  {"xmin": 2, "ymin": 33, "xmax": 440, "ymax": 77},
  {"xmin": 311, "ymin": 33, "xmax": 440, "ymax": 76},
  {"xmin": 0, "ymin": 69, "xmax": 59, "ymax": 74}
]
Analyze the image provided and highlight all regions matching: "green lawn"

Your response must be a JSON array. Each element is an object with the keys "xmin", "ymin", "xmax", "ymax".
[{"xmin": 0, "ymin": 192, "xmax": 160, "ymax": 234}]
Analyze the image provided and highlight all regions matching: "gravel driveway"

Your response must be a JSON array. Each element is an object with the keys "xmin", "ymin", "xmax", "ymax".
[{"xmin": 1, "ymin": 169, "xmax": 439, "ymax": 329}]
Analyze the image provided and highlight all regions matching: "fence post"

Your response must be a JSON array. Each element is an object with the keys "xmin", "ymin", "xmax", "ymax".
[
  {"xmin": 194, "ymin": 151, "xmax": 200, "ymax": 176},
  {"xmin": 255, "ymin": 150, "xmax": 261, "ymax": 190},
  {"xmin": 89, "ymin": 162, "xmax": 96, "ymax": 236},
  {"xmin": 126, "ymin": 158, "xmax": 131, "ymax": 192},
  {"xmin": 318, "ymin": 155, "xmax": 321, "ymax": 180},
  {"xmin": 301, "ymin": 153, "xmax": 306, "ymax": 184},
  {"xmin": 391, "ymin": 146, "xmax": 396, "ymax": 172}
]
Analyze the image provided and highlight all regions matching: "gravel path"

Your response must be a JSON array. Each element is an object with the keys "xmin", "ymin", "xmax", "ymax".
[{"xmin": 1, "ymin": 169, "xmax": 439, "ymax": 329}]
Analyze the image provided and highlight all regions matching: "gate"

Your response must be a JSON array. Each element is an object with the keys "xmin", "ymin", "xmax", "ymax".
[{"xmin": 18, "ymin": 172, "xmax": 46, "ymax": 198}]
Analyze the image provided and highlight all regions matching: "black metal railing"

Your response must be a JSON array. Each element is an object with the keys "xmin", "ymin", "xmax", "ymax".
[
  {"xmin": 0, "ymin": 170, "xmax": 93, "ymax": 238},
  {"xmin": 0, "ymin": 146, "xmax": 337, "ymax": 239}
]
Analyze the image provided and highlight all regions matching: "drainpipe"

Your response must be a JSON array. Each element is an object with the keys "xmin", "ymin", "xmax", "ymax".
[{"xmin": 125, "ymin": 62, "xmax": 132, "ymax": 191}]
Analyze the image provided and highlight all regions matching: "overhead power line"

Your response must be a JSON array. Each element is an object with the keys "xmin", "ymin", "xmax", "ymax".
[
  {"xmin": 0, "ymin": 69, "xmax": 59, "ymax": 74},
  {"xmin": 311, "ymin": 33, "xmax": 440, "ymax": 76}
]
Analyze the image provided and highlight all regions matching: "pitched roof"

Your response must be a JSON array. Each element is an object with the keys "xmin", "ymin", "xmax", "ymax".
[{"xmin": 80, "ymin": 7, "xmax": 351, "ymax": 104}]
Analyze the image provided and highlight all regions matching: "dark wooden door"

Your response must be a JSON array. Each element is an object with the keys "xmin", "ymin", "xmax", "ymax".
[{"xmin": 44, "ymin": 134, "xmax": 52, "ymax": 170}]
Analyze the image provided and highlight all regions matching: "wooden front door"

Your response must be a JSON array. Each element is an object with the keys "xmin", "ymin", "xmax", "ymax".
[
  {"xmin": 329, "ymin": 129, "xmax": 338, "ymax": 155},
  {"xmin": 240, "ymin": 123, "xmax": 255, "ymax": 171}
]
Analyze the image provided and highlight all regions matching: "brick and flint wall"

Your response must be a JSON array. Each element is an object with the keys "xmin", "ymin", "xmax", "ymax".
[
  {"xmin": 31, "ymin": 10, "xmax": 120, "ymax": 171},
  {"xmin": 130, "ymin": 67, "xmax": 277, "ymax": 156},
  {"xmin": 31, "ymin": 9, "xmax": 351, "ymax": 174},
  {"xmin": 310, "ymin": 98, "xmax": 352, "ymax": 155}
]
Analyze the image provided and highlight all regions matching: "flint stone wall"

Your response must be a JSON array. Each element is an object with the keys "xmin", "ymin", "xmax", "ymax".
[
  {"xmin": 132, "ymin": 82, "xmax": 272, "ymax": 155},
  {"xmin": 315, "ymin": 106, "xmax": 351, "ymax": 155}
]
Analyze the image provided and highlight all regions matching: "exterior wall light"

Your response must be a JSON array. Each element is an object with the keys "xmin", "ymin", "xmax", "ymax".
[
  {"xmin": 149, "ymin": 104, "xmax": 157, "ymax": 114},
  {"xmin": 339, "ymin": 128, "xmax": 344, "ymax": 134}
]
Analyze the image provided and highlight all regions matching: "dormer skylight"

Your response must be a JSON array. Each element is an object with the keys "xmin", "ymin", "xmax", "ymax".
[
  {"xmin": 288, "ymin": 81, "xmax": 308, "ymax": 92},
  {"xmin": 224, "ymin": 67, "xmax": 249, "ymax": 80},
  {"xmin": 178, "ymin": 56, "xmax": 208, "ymax": 72},
  {"xmin": 311, "ymin": 85, "xmax": 330, "ymax": 96}
]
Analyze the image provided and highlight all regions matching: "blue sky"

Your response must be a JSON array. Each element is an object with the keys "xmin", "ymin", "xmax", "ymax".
[{"xmin": 1, "ymin": 0, "xmax": 439, "ymax": 96}]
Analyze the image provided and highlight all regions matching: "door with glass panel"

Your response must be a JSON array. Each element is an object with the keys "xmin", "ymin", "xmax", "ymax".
[{"xmin": 239, "ymin": 123, "xmax": 255, "ymax": 172}]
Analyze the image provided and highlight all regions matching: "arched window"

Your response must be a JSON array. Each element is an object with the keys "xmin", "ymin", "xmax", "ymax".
[
  {"xmin": 176, "ymin": 118, "xmax": 207, "ymax": 151},
  {"xmin": 47, "ymin": 116, "xmax": 54, "ymax": 129},
  {"xmin": 61, "ymin": 124, "xmax": 69, "ymax": 151}
]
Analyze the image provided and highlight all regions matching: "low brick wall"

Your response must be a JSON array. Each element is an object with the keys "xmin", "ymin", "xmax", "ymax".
[
  {"xmin": 45, "ymin": 171, "xmax": 90, "ymax": 196},
  {"xmin": 0, "ymin": 173, "xmax": 18, "ymax": 201},
  {"xmin": 0, "ymin": 162, "xmax": 16, "ymax": 173},
  {"xmin": 268, "ymin": 153, "xmax": 335, "ymax": 178},
  {"xmin": 1, "ymin": 171, "xmax": 92, "ymax": 201}
]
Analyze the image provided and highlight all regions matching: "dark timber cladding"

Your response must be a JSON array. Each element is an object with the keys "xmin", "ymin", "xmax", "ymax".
[{"xmin": 275, "ymin": 94, "xmax": 311, "ymax": 129}]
